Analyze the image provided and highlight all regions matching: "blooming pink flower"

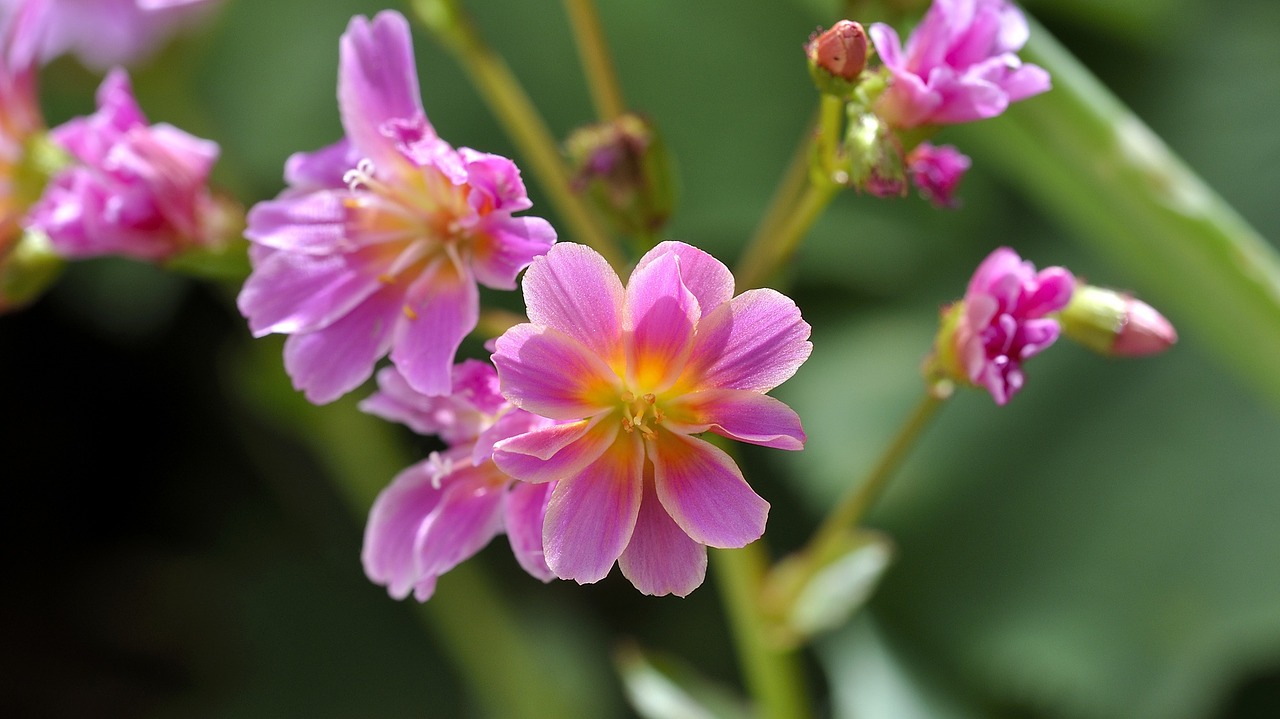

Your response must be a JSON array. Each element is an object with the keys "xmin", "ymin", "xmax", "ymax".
[
  {"xmin": 25, "ymin": 68, "xmax": 222, "ymax": 261},
  {"xmin": 943, "ymin": 247, "xmax": 1074, "ymax": 404},
  {"xmin": 491, "ymin": 241, "xmax": 811, "ymax": 596},
  {"xmin": 907, "ymin": 142, "xmax": 970, "ymax": 208},
  {"xmin": 3, "ymin": 0, "xmax": 221, "ymax": 69},
  {"xmin": 868, "ymin": 0, "xmax": 1050, "ymax": 129},
  {"xmin": 361, "ymin": 360, "xmax": 557, "ymax": 601},
  {"xmin": 238, "ymin": 11, "xmax": 556, "ymax": 404}
]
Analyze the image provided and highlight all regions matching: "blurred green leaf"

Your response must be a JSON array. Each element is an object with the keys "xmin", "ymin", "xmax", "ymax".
[{"xmin": 616, "ymin": 643, "xmax": 752, "ymax": 719}]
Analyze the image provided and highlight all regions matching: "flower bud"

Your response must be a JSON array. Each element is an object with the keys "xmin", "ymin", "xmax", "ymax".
[
  {"xmin": 807, "ymin": 20, "xmax": 868, "ymax": 94},
  {"xmin": 565, "ymin": 113, "xmax": 674, "ymax": 239},
  {"xmin": 845, "ymin": 111, "xmax": 906, "ymax": 197},
  {"xmin": 907, "ymin": 142, "xmax": 970, "ymax": 209},
  {"xmin": 1059, "ymin": 284, "xmax": 1177, "ymax": 357}
]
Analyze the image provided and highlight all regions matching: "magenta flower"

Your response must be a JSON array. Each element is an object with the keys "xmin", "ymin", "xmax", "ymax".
[
  {"xmin": 26, "ymin": 69, "xmax": 222, "ymax": 261},
  {"xmin": 361, "ymin": 360, "xmax": 557, "ymax": 601},
  {"xmin": 491, "ymin": 241, "xmax": 812, "ymax": 596},
  {"xmin": 907, "ymin": 142, "xmax": 970, "ymax": 208},
  {"xmin": 238, "ymin": 11, "xmax": 555, "ymax": 404},
  {"xmin": 938, "ymin": 247, "xmax": 1074, "ymax": 405},
  {"xmin": 6, "ymin": 0, "xmax": 221, "ymax": 69},
  {"xmin": 868, "ymin": 0, "xmax": 1050, "ymax": 129}
]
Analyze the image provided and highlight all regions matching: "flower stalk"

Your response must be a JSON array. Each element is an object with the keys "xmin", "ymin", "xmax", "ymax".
[{"xmin": 562, "ymin": 0, "xmax": 627, "ymax": 121}]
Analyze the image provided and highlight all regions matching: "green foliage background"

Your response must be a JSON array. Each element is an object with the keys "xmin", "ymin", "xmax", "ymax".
[{"xmin": 4, "ymin": 0, "xmax": 1278, "ymax": 717}]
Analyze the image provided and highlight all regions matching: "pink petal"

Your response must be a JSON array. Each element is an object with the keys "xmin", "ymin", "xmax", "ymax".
[
  {"xmin": 338, "ymin": 11, "xmax": 426, "ymax": 166},
  {"xmin": 664, "ymin": 389, "xmax": 806, "ymax": 451},
  {"xmin": 624, "ymin": 251, "xmax": 699, "ymax": 393},
  {"xmin": 244, "ymin": 189, "xmax": 350, "ymax": 255},
  {"xmin": 682, "ymin": 289, "xmax": 812, "ymax": 393},
  {"xmin": 492, "ymin": 324, "xmax": 620, "ymax": 419},
  {"xmin": 236, "ymin": 243, "xmax": 384, "ymax": 336},
  {"xmin": 542, "ymin": 431, "xmax": 645, "ymax": 584},
  {"xmin": 867, "ymin": 23, "xmax": 905, "ymax": 71},
  {"xmin": 413, "ymin": 463, "xmax": 508, "ymax": 579},
  {"xmin": 522, "ymin": 243, "xmax": 625, "ymax": 366},
  {"xmin": 493, "ymin": 417, "xmax": 619, "ymax": 485},
  {"xmin": 632, "ymin": 241, "xmax": 734, "ymax": 313},
  {"xmin": 459, "ymin": 147, "xmax": 533, "ymax": 213},
  {"xmin": 284, "ymin": 139, "xmax": 358, "ymax": 191},
  {"xmin": 651, "ymin": 431, "xmax": 768, "ymax": 549},
  {"xmin": 362, "ymin": 459, "xmax": 447, "ymax": 600},
  {"xmin": 504, "ymin": 481, "xmax": 557, "ymax": 582},
  {"xmin": 390, "ymin": 257, "xmax": 480, "ymax": 396},
  {"xmin": 470, "ymin": 216, "xmax": 557, "ymax": 290},
  {"xmin": 282, "ymin": 284, "xmax": 403, "ymax": 404},
  {"xmin": 617, "ymin": 475, "xmax": 707, "ymax": 597}
]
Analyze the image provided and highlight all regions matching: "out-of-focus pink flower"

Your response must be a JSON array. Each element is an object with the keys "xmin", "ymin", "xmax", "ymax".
[
  {"xmin": 907, "ymin": 142, "xmax": 970, "ymax": 208},
  {"xmin": 936, "ymin": 247, "xmax": 1074, "ymax": 405},
  {"xmin": 238, "ymin": 11, "xmax": 555, "ymax": 405},
  {"xmin": 491, "ymin": 241, "xmax": 811, "ymax": 596},
  {"xmin": 26, "ymin": 69, "xmax": 221, "ymax": 261},
  {"xmin": 361, "ymin": 360, "xmax": 557, "ymax": 602},
  {"xmin": 2, "ymin": 0, "xmax": 221, "ymax": 69},
  {"xmin": 868, "ymin": 0, "xmax": 1050, "ymax": 129},
  {"xmin": 0, "ymin": 1, "xmax": 42, "ymax": 252}
]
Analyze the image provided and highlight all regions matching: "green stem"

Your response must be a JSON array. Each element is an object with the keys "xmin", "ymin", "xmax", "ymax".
[
  {"xmin": 735, "ymin": 180, "xmax": 839, "ymax": 290},
  {"xmin": 952, "ymin": 17, "xmax": 1280, "ymax": 409},
  {"xmin": 562, "ymin": 0, "xmax": 627, "ymax": 121},
  {"xmin": 739, "ymin": 112, "xmax": 819, "ymax": 274},
  {"xmin": 409, "ymin": 0, "xmax": 625, "ymax": 271},
  {"xmin": 713, "ymin": 543, "xmax": 812, "ymax": 719},
  {"xmin": 807, "ymin": 392, "xmax": 945, "ymax": 562}
]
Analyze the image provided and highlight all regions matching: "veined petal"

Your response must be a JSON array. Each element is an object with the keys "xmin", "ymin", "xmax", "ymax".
[
  {"xmin": 414, "ymin": 463, "xmax": 508, "ymax": 578},
  {"xmin": 504, "ymin": 480, "xmax": 557, "ymax": 582},
  {"xmin": 493, "ymin": 324, "xmax": 620, "ymax": 419},
  {"xmin": 237, "ymin": 243, "xmax": 384, "ymax": 336},
  {"xmin": 282, "ymin": 284, "xmax": 402, "ymax": 404},
  {"xmin": 361, "ymin": 459, "xmax": 447, "ymax": 601},
  {"xmin": 338, "ymin": 11, "xmax": 426, "ymax": 167},
  {"xmin": 390, "ymin": 256, "xmax": 480, "ymax": 397},
  {"xmin": 682, "ymin": 288, "xmax": 812, "ymax": 393},
  {"xmin": 494, "ymin": 417, "xmax": 619, "ymax": 485},
  {"xmin": 244, "ymin": 190, "xmax": 350, "ymax": 255},
  {"xmin": 624, "ymin": 252, "xmax": 699, "ymax": 393},
  {"xmin": 284, "ymin": 139, "xmax": 358, "ymax": 191},
  {"xmin": 664, "ymin": 390, "xmax": 806, "ymax": 451},
  {"xmin": 632, "ymin": 241, "xmax": 734, "ymax": 312},
  {"xmin": 651, "ymin": 431, "xmax": 768, "ymax": 549},
  {"xmin": 470, "ymin": 215, "xmax": 557, "ymax": 290},
  {"xmin": 522, "ymin": 243, "xmax": 625, "ymax": 365},
  {"xmin": 542, "ymin": 431, "xmax": 645, "ymax": 584},
  {"xmin": 618, "ymin": 474, "xmax": 707, "ymax": 597}
]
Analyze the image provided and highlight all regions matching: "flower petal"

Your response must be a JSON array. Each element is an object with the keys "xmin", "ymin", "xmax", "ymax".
[
  {"xmin": 664, "ymin": 389, "xmax": 806, "ymax": 451},
  {"xmin": 493, "ymin": 324, "xmax": 620, "ymax": 419},
  {"xmin": 362, "ymin": 459, "xmax": 446, "ymax": 601},
  {"xmin": 682, "ymin": 289, "xmax": 812, "ymax": 393},
  {"xmin": 618, "ymin": 474, "xmax": 707, "ymax": 597},
  {"xmin": 504, "ymin": 480, "xmax": 557, "ymax": 582},
  {"xmin": 494, "ymin": 417, "xmax": 619, "ymax": 485},
  {"xmin": 632, "ymin": 241, "xmax": 734, "ymax": 313},
  {"xmin": 522, "ymin": 242, "xmax": 625, "ymax": 366},
  {"xmin": 390, "ymin": 256, "xmax": 480, "ymax": 396},
  {"xmin": 284, "ymin": 139, "xmax": 358, "ymax": 191},
  {"xmin": 244, "ymin": 190, "xmax": 351, "ymax": 255},
  {"xmin": 624, "ymin": 251, "xmax": 699, "ymax": 392},
  {"xmin": 281, "ymin": 284, "xmax": 402, "ymax": 404},
  {"xmin": 542, "ymin": 431, "xmax": 644, "ymax": 584},
  {"xmin": 237, "ymin": 243, "xmax": 384, "ymax": 336},
  {"xmin": 470, "ymin": 215, "xmax": 557, "ymax": 290},
  {"xmin": 337, "ymin": 11, "xmax": 425, "ymax": 166},
  {"xmin": 651, "ymin": 431, "xmax": 768, "ymax": 549},
  {"xmin": 413, "ymin": 463, "xmax": 508, "ymax": 579}
]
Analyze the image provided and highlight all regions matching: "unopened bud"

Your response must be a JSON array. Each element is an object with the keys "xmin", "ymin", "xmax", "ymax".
[
  {"xmin": 845, "ymin": 111, "xmax": 906, "ymax": 197},
  {"xmin": 1059, "ymin": 284, "xmax": 1177, "ymax": 357},
  {"xmin": 806, "ymin": 21, "xmax": 867, "ymax": 97},
  {"xmin": 907, "ymin": 142, "xmax": 970, "ymax": 209},
  {"xmin": 565, "ymin": 113, "xmax": 674, "ymax": 239}
]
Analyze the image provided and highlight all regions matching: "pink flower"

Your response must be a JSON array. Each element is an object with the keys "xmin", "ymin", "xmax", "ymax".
[
  {"xmin": 868, "ymin": 0, "xmax": 1050, "ymax": 129},
  {"xmin": 26, "ymin": 69, "xmax": 222, "ymax": 261},
  {"xmin": 4, "ymin": 0, "xmax": 221, "ymax": 69},
  {"xmin": 942, "ymin": 247, "xmax": 1074, "ymax": 404},
  {"xmin": 907, "ymin": 142, "xmax": 970, "ymax": 208},
  {"xmin": 238, "ymin": 11, "xmax": 556, "ymax": 404},
  {"xmin": 360, "ymin": 360, "xmax": 557, "ymax": 601},
  {"xmin": 0, "ymin": 1, "xmax": 42, "ymax": 252},
  {"xmin": 491, "ymin": 241, "xmax": 812, "ymax": 596}
]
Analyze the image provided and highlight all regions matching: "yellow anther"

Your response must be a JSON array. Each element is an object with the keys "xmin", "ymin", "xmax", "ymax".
[
  {"xmin": 622, "ymin": 416, "xmax": 634, "ymax": 432},
  {"xmin": 643, "ymin": 393, "xmax": 656, "ymax": 404},
  {"xmin": 620, "ymin": 391, "xmax": 636, "ymax": 403},
  {"xmin": 637, "ymin": 424, "xmax": 656, "ymax": 439},
  {"xmin": 403, "ymin": 304, "xmax": 418, "ymax": 320}
]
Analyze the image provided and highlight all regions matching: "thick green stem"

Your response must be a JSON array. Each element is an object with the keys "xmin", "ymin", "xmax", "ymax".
[
  {"xmin": 713, "ymin": 543, "xmax": 812, "ymax": 719},
  {"xmin": 953, "ymin": 18, "xmax": 1280, "ymax": 408},
  {"xmin": 562, "ymin": 0, "xmax": 626, "ymax": 121},
  {"xmin": 409, "ymin": 0, "xmax": 625, "ymax": 271}
]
